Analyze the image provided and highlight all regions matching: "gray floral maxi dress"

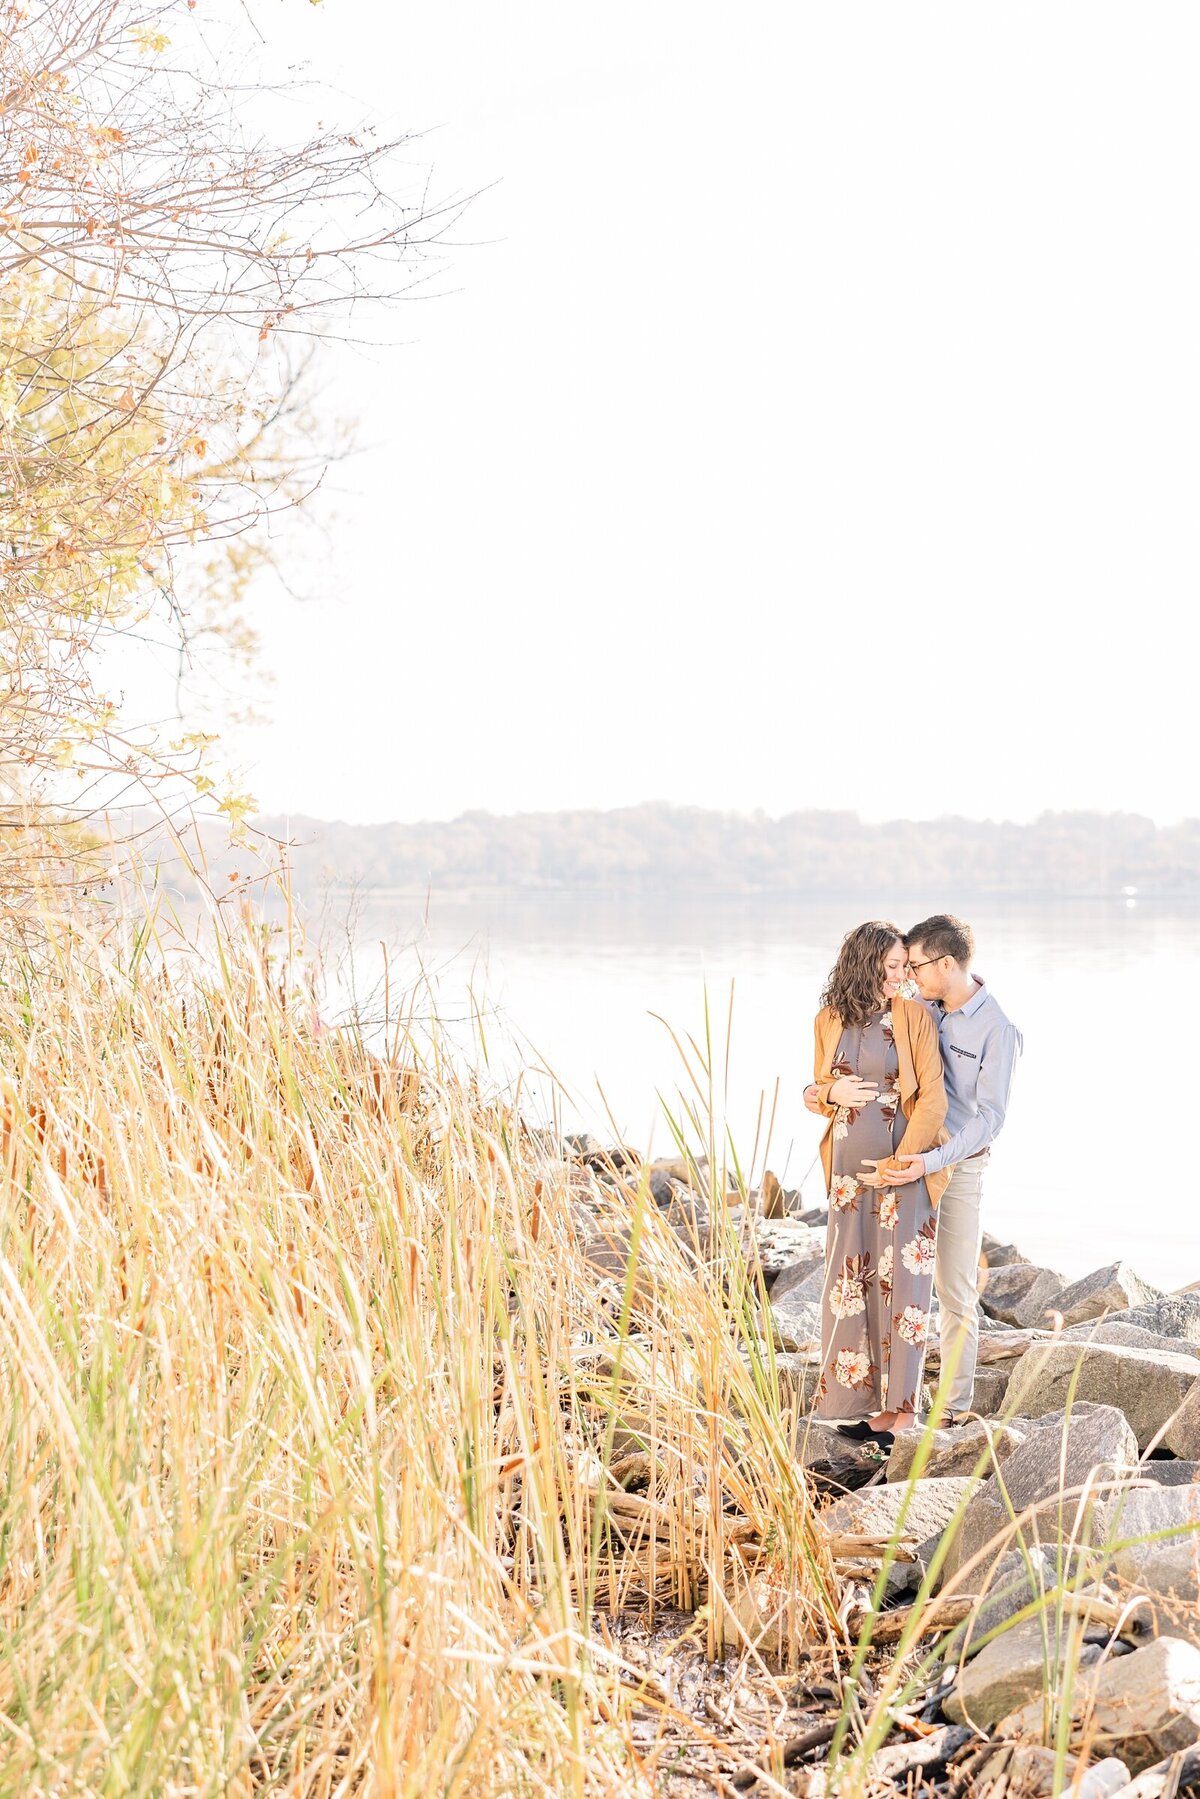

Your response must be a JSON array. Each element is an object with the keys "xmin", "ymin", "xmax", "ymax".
[{"xmin": 813, "ymin": 1007, "xmax": 936, "ymax": 1421}]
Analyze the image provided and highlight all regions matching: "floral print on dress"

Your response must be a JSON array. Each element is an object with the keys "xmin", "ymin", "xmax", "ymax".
[
  {"xmin": 834, "ymin": 1348, "xmax": 876, "ymax": 1390},
  {"xmin": 830, "ymin": 1051, "xmax": 864, "ymax": 1142},
  {"xmin": 830, "ymin": 1173, "xmax": 861, "ymax": 1212},
  {"xmin": 829, "ymin": 1252, "xmax": 873, "ymax": 1318},
  {"xmin": 896, "ymin": 1305, "xmax": 932, "ymax": 1348},
  {"xmin": 813, "ymin": 1005, "xmax": 937, "ymax": 1425},
  {"xmin": 900, "ymin": 1217, "xmax": 937, "ymax": 1278}
]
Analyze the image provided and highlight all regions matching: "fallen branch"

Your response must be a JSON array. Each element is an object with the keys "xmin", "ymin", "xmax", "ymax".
[
  {"xmin": 730, "ymin": 1719, "xmax": 837, "ymax": 1790},
  {"xmin": 845, "ymin": 1593, "xmax": 980, "ymax": 1645},
  {"xmin": 825, "ymin": 1532, "xmax": 917, "ymax": 1564},
  {"xmin": 870, "ymin": 1723, "xmax": 976, "ymax": 1782}
]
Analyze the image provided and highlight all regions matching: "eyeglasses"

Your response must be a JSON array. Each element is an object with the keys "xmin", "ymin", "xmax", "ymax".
[{"xmin": 907, "ymin": 955, "xmax": 947, "ymax": 972}]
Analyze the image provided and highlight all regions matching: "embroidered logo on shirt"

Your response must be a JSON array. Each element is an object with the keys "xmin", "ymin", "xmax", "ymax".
[{"xmin": 947, "ymin": 1044, "xmax": 978, "ymax": 1060}]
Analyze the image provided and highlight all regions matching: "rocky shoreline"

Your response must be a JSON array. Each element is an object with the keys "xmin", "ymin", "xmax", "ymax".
[{"xmin": 566, "ymin": 1136, "xmax": 1200, "ymax": 1798}]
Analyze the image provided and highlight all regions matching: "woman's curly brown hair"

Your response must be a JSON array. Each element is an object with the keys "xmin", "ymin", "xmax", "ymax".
[{"xmin": 820, "ymin": 920, "xmax": 904, "ymax": 1027}]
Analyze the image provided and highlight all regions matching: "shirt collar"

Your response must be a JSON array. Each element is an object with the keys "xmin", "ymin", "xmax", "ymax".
[{"xmin": 939, "ymin": 976, "xmax": 989, "ymax": 1018}]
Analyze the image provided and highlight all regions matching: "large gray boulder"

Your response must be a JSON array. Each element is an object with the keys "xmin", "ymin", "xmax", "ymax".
[
  {"xmin": 1094, "ymin": 1483, "xmax": 1200, "ymax": 1646},
  {"xmin": 925, "ymin": 1320, "xmax": 1049, "ymax": 1411},
  {"xmin": 941, "ymin": 1405, "xmax": 1137, "ymax": 1584},
  {"xmin": 1056, "ymin": 1263, "xmax": 1164, "ymax": 1327},
  {"xmin": 767, "ymin": 1250, "xmax": 826, "ymax": 1351},
  {"xmin": 994, "ymin": 1404, "xmax": 1138, "ymax": 1512},
  {"xmin": 820, "ymin": 1475, "xmax": 978, "ymax": 1595},
  {"xmin": 977, "ymin": 1308, "xmax": 1026, "ymax": 1334},
  {"xmin": 756, "ymin": 1220, "xmax": 825, "ymax": 1287},
  {"xmin": 982, "ymin": 1233, "xmax": 1033, "ymax": 1268},
  {"xmin": 944, "ymin": 1616, "xmax": 1102, "ymax": 1728},
  {"xmin": 1067, "ymin": 1295, "xmax": 1200, "ymax": 1348},
  {"xmin": 1135, "ymin": 1458, "xmax": 1200, "ymax": 1486},
  {"xmin": 1063, "ymin": 1321, "xmax": 1200, "ymax": 1357},
  {"xmin": 887, "ymin": 1417, "xmax": 1027, "ymax": 1482},
  {"xmin": 968, "ymin": 1321, "xmax": 1055, "ymax": 1359},
  {"xmin": 1148, "ymin": 1372, "xmax": 1200, "ymax": 1460},
  {"xmin": 980, "ymin": 1261, "xmax": 1048, "ymax": 1312},
  {"xmin": 768, "ymin": 1274, "xmax": 824, "ymax": 1352},
  {"xmin": 971, "ymin": 1364, "xmax": 1014, "ymax": 1416},
  {"xmin": 1002, "ymin": 1637, "xmax": 1200, "ymax": 1775},
  {"xmin": 982, "ymin": 1263, "xmax": 1066, "ymax": 1329},
  {"xmin": 1004, "ymin": 1340, "xmax": 1200, "ymax": 1453},
  {"xmin": 970, "ymin": 1546, "xmax": 1063, "ymax": 1640},
  {"xmin": 767, "ymin": 1238, "xmax": 826, "ymax": 1299}
]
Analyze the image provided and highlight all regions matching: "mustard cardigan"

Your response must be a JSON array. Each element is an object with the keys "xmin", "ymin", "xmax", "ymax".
[{"xmin": 812, "ymin": 998, "xmax": 953, "ymax": 1208}]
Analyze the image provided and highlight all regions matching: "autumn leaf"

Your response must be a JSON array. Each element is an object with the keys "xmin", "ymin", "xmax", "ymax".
[{"xmin": 218, "ymin": 789, "xmax": 255, "ymax": 829}]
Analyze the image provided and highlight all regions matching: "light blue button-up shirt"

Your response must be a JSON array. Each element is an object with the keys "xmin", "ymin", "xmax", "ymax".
[{"xmin": 921, "ymin": 978, "xmax": 1022, "ymax": 1174}]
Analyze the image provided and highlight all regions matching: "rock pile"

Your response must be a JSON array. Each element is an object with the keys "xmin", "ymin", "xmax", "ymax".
[
  {"xmin": 761, "ymin": 1209, "xmax": 1200, "ymax": 1797},
  {"xmin": 560, "ymin": 1138, "xmax": 1200, "ymax": 1795}
]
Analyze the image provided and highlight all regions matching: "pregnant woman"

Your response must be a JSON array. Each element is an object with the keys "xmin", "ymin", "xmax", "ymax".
[{"xmin": 810, "ymin": 922, "xmax": 951, "ymax": 1449}]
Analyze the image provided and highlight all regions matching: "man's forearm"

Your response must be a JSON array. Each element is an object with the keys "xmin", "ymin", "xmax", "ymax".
[
  {"xmin": 923, "ymin": 1112, "xmax": 994, "ymax": 1172},
  {"xmin": 926, "ymin": 1026, "xmax": 1020, "ymax": 1172}
]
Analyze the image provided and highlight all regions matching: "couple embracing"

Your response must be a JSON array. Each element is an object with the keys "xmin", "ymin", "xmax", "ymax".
[{"xmin": 802, "ymin": 914, "xmax": 1021, "ymax": 1455}]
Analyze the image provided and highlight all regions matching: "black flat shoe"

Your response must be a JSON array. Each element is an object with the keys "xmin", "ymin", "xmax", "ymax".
[
  {"xmin": 869, "ymin": 1429, "xmax": 895, "ymax": 1453},
  {"xmin": 835, "ymin": 1420, "xmax": 876, "ymax": 1441}
]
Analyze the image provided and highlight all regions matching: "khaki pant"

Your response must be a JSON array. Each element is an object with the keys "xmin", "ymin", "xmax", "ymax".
[{"xmin": 933, "ymin": 1152, "xmax": 989, "ymax": 1415}]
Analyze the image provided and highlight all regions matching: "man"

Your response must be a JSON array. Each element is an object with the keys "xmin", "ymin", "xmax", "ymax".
[{"xmin": 804, "ymin": 913, "xmax": 1022, "ymax": 1422}]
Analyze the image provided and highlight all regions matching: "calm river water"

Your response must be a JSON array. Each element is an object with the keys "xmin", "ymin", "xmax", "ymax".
[{"xmin": 322, "ymin": 892, "xmax": 1196, "ymax": 1291}]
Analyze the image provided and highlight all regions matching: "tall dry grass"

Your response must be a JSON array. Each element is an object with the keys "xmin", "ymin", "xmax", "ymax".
[{"xmin": 0, "ymin": 903, "xmax": 837, "ymax": 1796}]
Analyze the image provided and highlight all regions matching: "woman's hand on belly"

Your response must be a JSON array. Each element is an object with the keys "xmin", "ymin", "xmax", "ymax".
[{"xmin": 828, "ymin": 1075, "xmax": 879, "ymax": 1107}]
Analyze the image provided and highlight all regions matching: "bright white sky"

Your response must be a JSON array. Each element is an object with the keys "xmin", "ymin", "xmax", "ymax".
[{"xmin": 113, "ymin": 1, "xmax": 1200, "ymax": 826}]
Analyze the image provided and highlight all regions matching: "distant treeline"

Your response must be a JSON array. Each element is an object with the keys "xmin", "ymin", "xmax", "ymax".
[{"xmin": 241, "ymin": 804, "xmax": 1200, "ymax": 897}]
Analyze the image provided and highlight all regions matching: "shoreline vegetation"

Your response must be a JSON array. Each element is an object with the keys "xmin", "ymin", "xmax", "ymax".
[
  {"xmin": 4, "ymin": 895, "xmax": 1200, "ymax": 1796},
  {"xmin": 6, "ymin": 3, "xmax": 1199, "ymax": 1778},
  {"xmin": 176, "ymin": 805, "xmax": 1200, "ymax": 902}
]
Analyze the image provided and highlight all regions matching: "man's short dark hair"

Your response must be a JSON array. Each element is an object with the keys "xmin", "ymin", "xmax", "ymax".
[{"xmin": 905, "ymin": 914, "xmax": 974, "ymax": 967}]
